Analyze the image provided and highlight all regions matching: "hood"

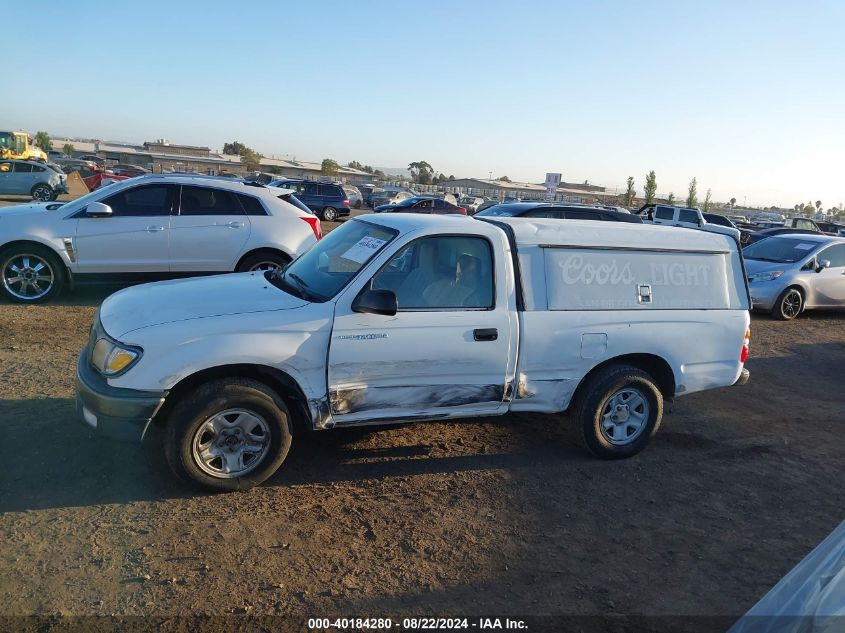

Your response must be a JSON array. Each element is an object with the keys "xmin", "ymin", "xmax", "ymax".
[
  {"xmin": 100, "ymin": 272, "xmax": 310, "ymax": 338},
  {"xmin": 744, "ymin": 258, "xmax": 799, "ymax": 275},
  {"xmin": 0, "ymin": 202, "xmax": 62, "ymax": 216}
]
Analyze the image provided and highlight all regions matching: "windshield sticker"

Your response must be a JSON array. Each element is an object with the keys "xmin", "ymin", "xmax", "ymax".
[
  {"xmin": 794, "ymin": 243, "xmax": 815, "ymax": 250},
  {"xmin": 341, "ymin": 237, "xmax": 387, "ymax": 264}
]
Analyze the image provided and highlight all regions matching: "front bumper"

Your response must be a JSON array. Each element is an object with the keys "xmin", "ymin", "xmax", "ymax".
[
  {"xmin": 75, "ymin": 350, "xmax": 167, "ymax": 442},
  {"xmin": 748, "ymin": 281, "xmax": 783, "ymax": 311}
]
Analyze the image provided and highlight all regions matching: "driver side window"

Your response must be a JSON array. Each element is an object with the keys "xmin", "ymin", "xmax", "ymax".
[
  {"xmin": 819, "ymin": 244, "xmax": 845, "ymax": 268},
  {"xmin": 371, "ymin": 236, "xmax": 494, "ymax": 310}
]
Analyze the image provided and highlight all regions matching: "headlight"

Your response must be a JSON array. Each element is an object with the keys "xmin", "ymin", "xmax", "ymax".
[
  {"xmin": 91, "ymin": 337, "xmax": 141, "ymax": 376},
  {"xmin": 748, "ymin": 271, "xmax": 784, "ymax": 282}
]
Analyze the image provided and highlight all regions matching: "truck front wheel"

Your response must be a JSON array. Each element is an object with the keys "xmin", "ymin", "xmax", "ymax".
[
  {"xmin": 572, "ymin": 365, "xmax": 663, "ymax": 459},
  {"xmin": 164, "ymin": 378, "xmax": 293, "ymax": 491}
]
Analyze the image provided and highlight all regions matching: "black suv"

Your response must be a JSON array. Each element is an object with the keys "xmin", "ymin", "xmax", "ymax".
[
  {"xmin": 476, "ymin": 202, "xmax": 643, "ymax": 223},
  {"xmin": 268, "ymin": 179, "xmax": 350, "ymax": 221}
]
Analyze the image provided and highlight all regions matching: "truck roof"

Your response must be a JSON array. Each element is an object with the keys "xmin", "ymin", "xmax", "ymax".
[{"xmin": 356, "ymin": 213, "xmax": 738, "ymax": 253}]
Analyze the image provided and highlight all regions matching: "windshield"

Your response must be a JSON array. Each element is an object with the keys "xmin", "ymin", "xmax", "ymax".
[
  {"xmin": 743, "ymin": 236, "xmax": 821, "ymax": 263},
  {"xmin": 475, "ymin": 206, "xmax": 517, "ymax": 217},
  {"xmin": 273, "ymin": 219, "xmax": 397, "ymax": 301}
]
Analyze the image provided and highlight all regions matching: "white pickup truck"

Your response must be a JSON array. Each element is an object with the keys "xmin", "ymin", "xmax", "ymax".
[{"xmin": 76, "ymin": 214, "xmax": 752, "ymax": 491}]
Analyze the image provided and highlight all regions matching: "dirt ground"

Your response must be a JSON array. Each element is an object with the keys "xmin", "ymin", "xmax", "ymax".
[{"xmin": 1, "ymin": 200, "xmax": 844, "ymax": 631}]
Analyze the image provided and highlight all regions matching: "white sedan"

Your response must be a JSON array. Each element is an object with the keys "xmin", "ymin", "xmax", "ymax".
[{"xmin": 0, "ymin": 174, "xmax": 321, "ymax": 303}]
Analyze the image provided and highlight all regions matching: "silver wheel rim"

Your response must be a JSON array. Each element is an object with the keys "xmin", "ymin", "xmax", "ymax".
[
  {"xmin": 2, "ymin": 254, "xmax": 55, "ymax": 300},
  {"xmin": 782, "ymin": 291, "xmax": 801, "ymax": 318},
  {"xmin": 324, "ymin": 207, "xmax": 337, "ymax": 221},
  {"xmin": 191, "ymin": 408, "xmax": 271, "ymax": 478},
  {"xmin": 249, "ymin": 260, "xmax": 285, "ymax": 273},
  {"xmin": 33, "ymin": 186, "xmax": 51, "ymax": 201},
  {"xmin": 600, "ymin": 388, "xmax": 650, "ymax": 446}
]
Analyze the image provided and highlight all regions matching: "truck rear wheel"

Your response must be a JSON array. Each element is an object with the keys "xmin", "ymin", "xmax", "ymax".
[
  {"xmin": 572, "ymin": 365, "xmax": 663, "ymax": 459},
  {"xmin": 164, "ymin": 378, "xmax": 293, "ymax": 491}
]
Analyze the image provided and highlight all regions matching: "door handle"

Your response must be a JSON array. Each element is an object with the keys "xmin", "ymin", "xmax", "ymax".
[
  {"xmin": 145, "ymin": 225, "xmax": 164, "ymax": 232},
  {"xmin": 473, "ymin": 328, "xmax": 498, "ymax": 342},
  {"xmin": 226, "ymin": 221, "xmax": 244, "ymax": 228}
]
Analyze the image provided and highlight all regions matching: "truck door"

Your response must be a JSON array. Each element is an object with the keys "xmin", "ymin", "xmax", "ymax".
[{"xmin": 327, "ymin": 234, "xmax": 517, "ymax": 424}]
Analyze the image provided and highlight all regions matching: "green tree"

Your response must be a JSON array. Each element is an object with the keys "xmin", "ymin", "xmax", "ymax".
[
  {"xmin": 448, "ymin": 175, "xmax": 455, "ymax": 181},
  {"xmin": 34, "ymin": 131, "xmax": 52, "ymax": 152},
  {"xmin": 623, "ymin": 176, "xmax": 636, "ymax": 207},
  {"xmin": 321, "ymin": 158, "xmax": 340, "ymax": 177},
  {"xmin": 686, "ymin": 177, "xmax": 698, "ymax": 208},
  {"xmin": 730, "ymin": 197, "xmax": 737, "ymax": 208},
  {"xmin": 667, "ymin": 192, "xmax": 675, "ymax": 205},
  {"xmin": 815, "ymin": 200, "xmax": 822, "ymax": 212},
  {"xmin": 62, "ymin": 143, "xmax": 75, "ymax": 157},
  {"xmin": 373, "ymin": 169, "xmax": 385, "ymax": 178},
  {"xmin": 222, "ymin": 141, "xmax": 263, "ymax": 171},
  {"xmin": 643, "ymin": 170, "xmax": 657, "ymax": 205},
  {"xmin": 347, "ymin": 160, "xmax": 364, "ymax": 170},
  {"xmin": 408, "ymin": 161, "xmax": 434, "ymax": 184},
  {"xmin": 497, "ymin": 175, "xmax": 512, "ymax": 182},
  {"xmin": 806, "ymin": 202, "xmax": 815, "ymax": 214},
  {"xmin": 702, "ymin": 188, "xmax": 713, "ymax": 213},
  {"xmin": 268, "ymin": 166, "xmax": 282, "ymax": 175}
]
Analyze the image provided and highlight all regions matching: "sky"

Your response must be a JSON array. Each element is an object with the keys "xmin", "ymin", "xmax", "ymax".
[{"xmin": 7, "ymin": 0, "xmax": 845, "ymax": 208}]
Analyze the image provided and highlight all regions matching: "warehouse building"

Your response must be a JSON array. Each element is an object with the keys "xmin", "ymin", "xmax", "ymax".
[{"xmin": 440, "ymin": 178, "xmax": 616, "ymax": 204}]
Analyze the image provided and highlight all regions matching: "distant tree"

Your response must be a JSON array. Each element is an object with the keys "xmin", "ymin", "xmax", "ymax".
[
  {"xmin": 794, "ymin": 204, "xmax": 800, "ymax": 212},
  {"xmin": 223, "ymin": 141, "xmax": 248, "ymax": 156},
  {"xmin": 373, "ymin": 169, "xmax": 385, "ymax": 178},
  {"xmin": 363, "ymin": 165, "xmax": 374, "ymax": 174},
  {"xmin": 702, "ymin": 188, "xmax": 712, "ymax": 213},
  {"xmin": 799, "ymin": 203, "xmax": 805, "ymax": 212},
  {"xmin": 34, "ymin": 131, "xmax": 52, "ymax": 152},
  {"xmin": 685, "ymin": 177, "xmax": 698, "ymax": 208},
  {"xmin": 806, "ymin": 202, "xmax": 815, "ymax": 214},
  {"xmin": 729, "ymin": 197, "xmax": 737, "ymax": 208},
  {"xmin": 321, "ymin": 158, "xmax": 340, "ymax": 177},
  {"xmin": 497, "ymin": 175, "xmax": 512, "ymax": 182},
  {"xmin": 815, "ymin": 200, "xmax": 822, "ymax": 212},
  {"xmin": 448, "ymin": 175, "xmax": 455, "ymax": 181},
  {"xmin": 269, "ymin": 166, "xmax": 282, "ymax": 175},
  {"xmin": 347, "ymin": 160, "xmax": 364, "ymax": 170},
  {"xmin": 223, "ymin": 141, "xmax": 263, "ymax": 171},
  {"xmin": 408, "ymin": 161, "xmax": 434, "ymax": 184},
  {"xmin": 62, "ymin": 143, "xmax": 75, "ymax": 157},
  {"xmin": 643, "ymin": 170, "xmax": 657, "ymax": 205},
  {"xmin": 623, "ymin": 176, "xmax": 636, "ymax": 207},
  {"xmin": 667, "ymin": 192, "xmax": 675, "ymax": 205}
]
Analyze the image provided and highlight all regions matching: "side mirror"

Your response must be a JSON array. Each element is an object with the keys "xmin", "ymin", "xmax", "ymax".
[
  {"xmin": 352, "ymin": 289, "xmax": 397, "ymax": 316},
  {"xmin": 816, "ymin": 259, "xmax": 831, "ymax": 273},
  {"xmin": 86, "ymin": 202, "xmax": 113, "ymax": 217}
]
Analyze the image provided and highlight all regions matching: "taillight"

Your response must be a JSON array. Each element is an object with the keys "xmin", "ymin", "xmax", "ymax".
[
  {"xmin": 458, "ymin": 207, "xmax": 467, "ymax": 215},
  {"xmin": 740, "ymin": 328, "xmax": 750, "ymax": 363},
  {"xmin": 343, "ymin": 200, "xmax": 350, "ymax": 207},
  {"xmin": 300, "ymin": 215, "xmax": 322, "ymax": 240}
]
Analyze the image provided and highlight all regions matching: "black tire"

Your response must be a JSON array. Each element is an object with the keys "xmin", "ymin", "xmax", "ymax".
[
  {"xmin": 0, "ymin": 244, "xmax": 65, "ymax": 303},
  {"xmin": 31, "ymin": 183, "xmax": 53, "ymax": 202},
  {"xmin": 321, "ymin": 206, "xmax": 338, "ymax": 221},
  {"xmin": 164, "ymin": 378, "xmax": 293, "ymax": 492},
  {"xmin": 236, "ymin": 251, "xmax": 291, "ymax": 273},
  {"xmin": 773, "ymin": 287, "xmax": 803, "ymax": 320},
  {"xmin": 572, "ymin": 365, "xmax": 663, "ymax": 459}
]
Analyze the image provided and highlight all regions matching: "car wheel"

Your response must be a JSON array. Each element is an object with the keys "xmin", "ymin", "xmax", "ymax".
[
  {"xmin": 0, "ymin": 245, "xmax": 65, "ymax": 303},
  {"xmin": 31, "ymin": 184, "xmax": 53, "ymax": 202},
  {"xmin": 237, "ymin": 251, "xmax": 291, "ymax": 274},
  {"xmin": 572, "ymin": 365, "xmax": 663, "ymax": 459},
  {"xmin": 321, "ymin": 207, "xmax": 338, "ymax": 221},
  {"xmin": 164, "ymin": 378, "xmax": 293, "ymax": 492},
  {"xmin": 774, "ymin": 287, "xmax": 803, "ymax": 320}
]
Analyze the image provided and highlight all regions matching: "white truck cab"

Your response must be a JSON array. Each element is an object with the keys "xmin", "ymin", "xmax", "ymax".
[{"xmin": 76, "ymin": 214, "xmax": 751, "ymax": 491}]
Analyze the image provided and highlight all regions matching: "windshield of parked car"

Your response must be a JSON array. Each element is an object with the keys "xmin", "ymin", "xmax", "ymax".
[
  {"xmin": 272, "ymin": 219, "xmax": 397, "ymax": 301},
  {"xmin": 743, "ymin": 236, "xmax": 821, "ymax": 263},
  {"xmin": 475, "ymin": 205, "xmax": 519, "ymax": 216}
]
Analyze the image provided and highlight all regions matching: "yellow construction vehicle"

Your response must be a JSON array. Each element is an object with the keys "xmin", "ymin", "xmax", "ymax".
[{"xmin": 0, "ymin": 130, "xmax": 48, "ymax": 162}]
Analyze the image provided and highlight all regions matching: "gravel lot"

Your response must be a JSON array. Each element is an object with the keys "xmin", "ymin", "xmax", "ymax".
[{"xmin": 1, "ymin": 195, "xmax": 844, "ymax": 629}]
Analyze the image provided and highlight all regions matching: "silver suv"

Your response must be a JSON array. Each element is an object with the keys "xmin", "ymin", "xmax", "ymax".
[
  {"xmin": 0, "ymin": 159, "xmax": 68, "ymax": 201},
  {"xmin": 0, "ymin": 174, "xmax": 321, "ymax": 303}
]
